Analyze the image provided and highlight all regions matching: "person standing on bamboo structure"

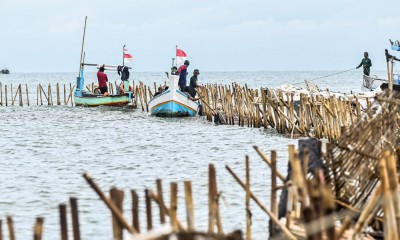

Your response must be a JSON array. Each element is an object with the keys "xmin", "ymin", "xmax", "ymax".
[{"xmin": 356, "ymin": 52, "xmax": 372, "ymax": 76}]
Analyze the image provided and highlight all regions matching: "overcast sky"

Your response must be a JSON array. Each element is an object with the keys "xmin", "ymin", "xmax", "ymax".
[{"xmin": 1, "ymin": 0, "xmax": 400, "ymax": 72}]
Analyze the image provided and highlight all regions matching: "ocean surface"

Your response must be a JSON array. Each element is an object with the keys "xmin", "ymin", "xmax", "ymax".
[{"xmin": 0, "ymin": 70, "xmax": 387, "ymax": 239}]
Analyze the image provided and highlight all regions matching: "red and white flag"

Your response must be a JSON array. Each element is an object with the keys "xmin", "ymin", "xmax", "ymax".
[
  {"xmin": 176, "ymin": 47, "xmax": 187, "ymax": 66},
  {"xmin": 124, "ymin": 47, "xmax": 133, "ymax": 63}
]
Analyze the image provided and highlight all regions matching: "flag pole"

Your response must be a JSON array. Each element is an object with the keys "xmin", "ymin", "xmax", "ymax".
[
  {"xmin": 175, "ymin": 45, "xmax": 178, "ymax": 67},
  {"xmin": 123, "ymin": 45, "xmax": 126, "ymax": 67},
  {"xmin": 78, "ymin": 16, "xmax": 87, "ymax": 78}
]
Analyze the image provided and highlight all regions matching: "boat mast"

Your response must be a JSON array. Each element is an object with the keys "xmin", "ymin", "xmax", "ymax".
[
  {"xmin": 78, "ymin": 16, "xmax": 88, "ymax": 78},
  {"xmin": 122, "ymin": 44, "xmax": 126, "ymax": 67}
]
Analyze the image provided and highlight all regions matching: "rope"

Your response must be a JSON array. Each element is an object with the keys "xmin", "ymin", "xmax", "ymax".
[{"xmin": 292, "ymin": 68, "xmax": 356, "ymax": 86}]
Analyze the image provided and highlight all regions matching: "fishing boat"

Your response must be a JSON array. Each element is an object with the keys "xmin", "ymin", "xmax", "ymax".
[
  {"xmin": 148, "ymin": 74, "xmax": 200, "ymax": 117},
  {"xmin": 74, "ymin": 64, "xmax": 133, "ymax": 107},
  {"xmin": 361, "ymin": 74, "xmax": 387, "ymax": 91},
  {"xmin": 73, "ymin": 17, "xmax": 133, "ymax": 107},
  {"xmin": 1, "ymin": 68, "xmax": 9, "ymax": 74}
]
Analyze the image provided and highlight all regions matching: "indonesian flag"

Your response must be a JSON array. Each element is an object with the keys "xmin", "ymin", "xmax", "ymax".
[
  {"xmin": 124, "ymin": 47, "xmax": 133, "ymax": 63},
  {"xmin": 176, "ymin": 47, "xmax": 187, "ymax": 66}
]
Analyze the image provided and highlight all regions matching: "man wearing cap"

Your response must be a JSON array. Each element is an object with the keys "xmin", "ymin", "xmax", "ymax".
[
  {"xmin": 188, "ymin": 69, "xmax": 200, "ymax": 98},
  {"xmin": 356, "ymin": 52, "xmax": 372, "ymax": 76}
]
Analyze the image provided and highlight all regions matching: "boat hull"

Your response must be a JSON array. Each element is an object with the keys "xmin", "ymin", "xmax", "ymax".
[
  {"xmin": 148, "ymin": 76, "xmax": 199, "ymax": 117},
  {"xmin": 74, "ymin": 94, "xmax": 130, "ymax": 107}
]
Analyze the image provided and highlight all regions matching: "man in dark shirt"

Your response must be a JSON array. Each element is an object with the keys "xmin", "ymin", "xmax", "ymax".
[
  {"xmin": 178, "ymin": 60, "xmax": 190, "ymax": 91},
  {"xmin": 97, "ymin": 66, "xmax": 109, "ymax": 95},
  {"xmin": 356, "ymin": 52, "xmax": 372, "ymax": 76},
  {"xmin": 188, "ymin": 69, "xmax": 200, "ymax": 98}
]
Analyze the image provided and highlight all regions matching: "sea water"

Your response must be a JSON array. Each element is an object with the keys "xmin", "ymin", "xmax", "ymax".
[{"xmin": 0, "ymin": 70, "xmax": 387, "ymax": 239}]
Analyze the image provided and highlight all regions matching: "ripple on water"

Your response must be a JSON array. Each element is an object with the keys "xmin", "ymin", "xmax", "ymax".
[{"xmin": 0, "ymin": 92, "xmax": 301, "ymax": 240}]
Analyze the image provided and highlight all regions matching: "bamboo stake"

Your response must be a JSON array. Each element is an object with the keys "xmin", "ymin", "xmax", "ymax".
[
  {"xmin": 184, "ymin": 181, "xmax": 195, "ymax": 231},
  {"xmin": 110, "ymin": 187, "xmax": 124, "ymax": 240},
  {"xmin": 59, "ymin": 204, "xmax": 68, "ymax": 240},
  {"xmin": 269, "ymin": 150, "xmax": 278, "ymax": 237},
  {"xmin": 11, "ymin": 83, "xmax": 14, "ymax": 106},
  {"xmin": 26, "ymin": 84, "xmax": 29, "ymax": 106},
  {"xmin": 131, "ymin": 190, "xmax": 140, "ymax": 233},
  {"xmin": 0, "ymin": 219, "xmax": 2, "ymax": 240},
  {"xmin": 82, "ymin": 173, "xmax": 136, "ymax": 234},
  {"xmin": 70, "ymin": 197, "xmax": 81, "ymax": 240},
  {"xmin": 64, "ymin": 84, "xmax": 67, "ymax": 105},
  {"xmin": 33, "ymin": 217, "xmax": 44, "ymax": 240},
  {"xmin": 170, "ymin": 182, "xmax": 178, "ymax": 231},
  {"xmin": 156, "ymin": 179, "xmax": 166, "ymax": 224},
  {"xmin": 4, "ymin": 85, "xmax": 7, "ymax": 107},
  {"xmin": 57, "ymin": 83, "xmax": 61, "ymax": 105},
  {"xmin": 145, "ymin": 189, "xmax": 153, "ymax": 231},
  {"xmin": 225, "ymin": 165, "xmax": 297, "ymax": 240},
  {"xmin": 150, "ymin": 192, "xmax": 185, "ymax": 231},
  {"xmin": 245, "ymin": 156, "xmax": 251, "ymax": 240},
  {"xmin": 7, "ymin": 216, "xmax": 15, "ymax": 240},
  {"xmin": 208, "ymin": 164, "xmax": 216, "ymax": 234},
  {"xmin": 0, "ymin": 82, "xmax": 2, "ymax": 106}
]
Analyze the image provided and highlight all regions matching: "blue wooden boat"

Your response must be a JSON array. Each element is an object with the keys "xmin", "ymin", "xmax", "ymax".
[{"xmin": 148, "ymin": 75, "xmax": 200, "ymax": 117}]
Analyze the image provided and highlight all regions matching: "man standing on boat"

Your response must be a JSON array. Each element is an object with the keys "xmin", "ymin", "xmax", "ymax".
[
  {"xmin": 356, "ymin": 52, "xmax": 372, "ymax": 76},
  {"xmin": 188, "ymin": 69, "xmax": 200, "ymax": 98},
  {"xmin": 178, "ymin": 60, "xmax": 190, "ymax": 91},
  {"xmin": 97, "ymin": 66, "xmax": 109, "ymax": 96}
]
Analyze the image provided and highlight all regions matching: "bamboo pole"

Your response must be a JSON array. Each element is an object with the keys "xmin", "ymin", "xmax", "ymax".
[
  {"xmin": 225, "ymin": 165, "xmax": 297, "ymax": 240},
  {"xmin": 156, "ymin": 179, "xmax": 166, "ymax": 224},
  {"xmin": 184, "ymin": 181, "xmax": 195, "ymax": 231},
  {"xmin": 4, "ymin": 85, "xmax": 7, "ymax": 107},
  {"xmin": 59, "ymin": 204, "xmax": 68, "ymax": 240},
  {"xmin": 145, "ymin": 189, "xmax": 153, "ymax": 231},
  {"xmin": 7, "ymin": 216, "xmax": 15, "ymax": 240},
  {"xmin": 64, "ymin": 84, "xmax": 67, "ymax": 105},
  {"xmin": 33, "ymin": 217, "xmax": 44, "ymax": 240},
  {"xmin": 0, "ymin": 219, "xmax": 2, "ymax": 240},
  {"xmin": 170, "ymin": 182, "xmax": 178, "ymax": 231},
  {"xmin": 245, "ymin": 156, "xmax": 251, "ymax": 240},
  {"xmin": 269, "ymin": 150, "xmax": 278, "ymax": 237},
  {"xmin": 208, "ymin": 164, "xmax": 216, "ymax": 234},
  {"xmin": 131, "ymin": 190, "xmax": 140, "ymax": 233},
  {"xmin": 82, "ymin": 173, "xmax": 136, "ymax": 234},
  {"xmin": 11, "ymin": 83, "xmax": 14, "ymax": 106},
  {"xmin": 57, "ymin": 83, "xmax": 61, "ymax": 105},
  {"xmin": 150, "ymin": 192, "xmax": 185, "ymax": 231},
  {"xmin": 26, "ymin": 84, "xmax": 29, "ymax": 106},
  {"xmin": 110, "ymin": 187, "xmax": 124, "ymax": 240},
  {"xmin": 70, "ymin": 197, "xmax": 81, "ymax": 240},
  {"xmin": 0, "ymin": 82, "xmax": 2, "ymax": 106}
]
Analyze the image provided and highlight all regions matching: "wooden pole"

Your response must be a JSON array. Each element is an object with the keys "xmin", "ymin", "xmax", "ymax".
[
  {"xmin": 170, "ymin": 182, "xmax": 178, "ymax": 231},
  {"xmin": 69, "ymin": 197, "xmax": 81, "ymax": 240},
  {"xmin": 110, "ymin": 187, "xmax": 124, "ymax": 240},
  {"xmin": 59, "ymin": 204, "xmax": 68, "ymax": 240},
  {"xmin": 245, "ymin": 156, "xmax": 251, "ymax": 240},
  {"xmin": 184, "ymin": 181, "xmax": 195, "ymax": 231},
  {"xmin": 156, "ymin": 179, "xmax": 166, "ymax": 224},
  {"xmin": 33, "ymin": 217, "xmax": 44, "ymax": 240},
  {"xmin": 64, "ymin": 84, "xmax": 67, "ymax": 105},
  {"xmin": 269, "ymin": 150, "xmax": 278, "ymax": 236},
  {"xmin": 253, "ymin": 146, "xmax": 285, "ymax": 181},
  {"xmin": 7, "ymin": 216, "xmax": 15, "ymax": 240},
  {"xmin": 145, "ymin": 189, "xmax": 153, "ymax": 231},
  {"xmin": 131, "ymin": 190, "xmax": 140, "ymax": 233},
  {"xmin": 4, "ymin": 85, "xmax": 7, "ymax": 107},
  {"xmin": 82, "ymin": 173, "xmax": 136, "ymax": 234},
  {"xmin": 208, "ymin": 164, "xmax": 216, "ymax": 234},
  {"xmin": 26, "ymin": 84, "xmax": 29, "ymax": 106},
  {"xmin": 0, "ymin": 219, "xmax": 2, "ymax": 240},
  {"xmin": 11, "ymin": 83, "xmax": 14, "ymax": 106},
  {"xmin": 57, "ymin": 83, "xmax": 61, "ymax": 105}
]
